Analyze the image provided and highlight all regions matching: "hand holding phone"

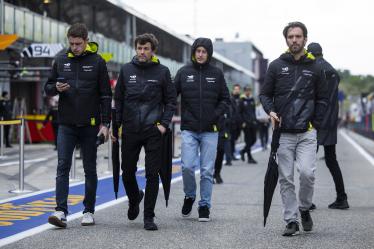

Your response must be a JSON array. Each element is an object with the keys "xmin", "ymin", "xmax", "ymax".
[{"xmin": 56, "ymin": 77, "xmax": 70, "ymax": 92}]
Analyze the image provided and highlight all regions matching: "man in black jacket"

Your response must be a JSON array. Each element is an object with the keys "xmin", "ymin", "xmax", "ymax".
[
  {"xmin": 239, "ymin": 86, "xmax": 258, "ymax": 164},
  {"xmin": 230, "ymin": 84, "xmax": 242, "ymax": 160},
  {"xmin": 45, "ymin": 23, "xmax": 112, "ymax": 228},
  {"xmin": 114, "ymin": 33, "xmax": 176, "ymax": 230},
  {"xmin": 260, "ymin": 22, "xmax": 328, "ymax": 236},
  {"xmin": 175, "ymin": 38, "xmax": 230, "ymax": 222},
  {"xmin": 307, "ymin": 42, "xmax": 349, "ymax": 210},
  {"xmin": 0, "ymin": 91, "xmax": 13, "ymax": 147}
]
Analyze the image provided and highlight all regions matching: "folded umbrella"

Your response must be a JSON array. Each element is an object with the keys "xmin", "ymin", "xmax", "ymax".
[
  {"xmin": 263, "ymin": 122, "xmax": 281, "ymax": 227},
  {"xmin": 159, "ymin": 129, "xmax": 173, "ymax": 207},
  {"xmin": 111, "ymin": 108, "xmax": 120, "ymax": 199}
]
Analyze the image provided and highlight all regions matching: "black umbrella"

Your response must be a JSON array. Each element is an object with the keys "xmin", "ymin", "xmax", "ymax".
[
  {"xmin": 263, "ymin": 122, "xmax": 281, "ymax": 227},
  {"xmin": 111, "ymin": 108, "xmax": 120, "ymax": 199},
  {"xmin": 159, "ymin": 129, "xmax": 173, "ymax": 207}
]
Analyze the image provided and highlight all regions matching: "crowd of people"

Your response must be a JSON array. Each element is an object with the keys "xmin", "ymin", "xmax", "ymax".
[{"xmin": 42, "ymin": 21, "xmax": 349, "ymax": 236}]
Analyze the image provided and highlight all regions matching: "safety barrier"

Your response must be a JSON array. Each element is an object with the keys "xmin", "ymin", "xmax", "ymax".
[{"xmin": 0, "ymin": 118, "xmax": 31, "ymax": 194}]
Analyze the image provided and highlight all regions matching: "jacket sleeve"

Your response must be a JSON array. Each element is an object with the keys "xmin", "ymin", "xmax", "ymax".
[
  {"xmin": 160, "ymin": 68, "xmax": 177, "ymax": 128},
  {"xmin": 114, "ymin": 68, "xmax": 125, "ymax": 128},
  {"xmin": 98, "ymin": 58, "xmax": 112, "ymax": 125},
  {"xmin": 312, "ymin": 64, "xmax": 329, "ymax": 129},
  {"xmin": 174, "ymin": 69, "xmax": 181, "ymax": 96},
  {"xmin": 214, "ymin": 72, "xmax": 230, "ymax": 119},
  {"xmin": 259, "ymin": 62, "xmax": 276, "ymax": 114},
  {"xmin": 44, "ymin": 61, "xmax": 59, "ymax": 96}
]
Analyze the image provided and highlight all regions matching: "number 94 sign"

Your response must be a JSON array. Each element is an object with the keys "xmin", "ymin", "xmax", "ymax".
[{"xmin": 21, "ymin": 43, "xmax": 64, "ymax": 58}]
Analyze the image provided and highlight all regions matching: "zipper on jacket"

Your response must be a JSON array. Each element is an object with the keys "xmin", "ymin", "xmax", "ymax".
[{"xmin": 199, "ymin": 66, "xmax": 202, "ymax": 132}]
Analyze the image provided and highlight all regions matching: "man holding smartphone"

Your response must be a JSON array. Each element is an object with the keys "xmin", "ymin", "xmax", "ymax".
[{"xmin": 44, "ymin": 23, "xmax": 112, "ymax": 228}]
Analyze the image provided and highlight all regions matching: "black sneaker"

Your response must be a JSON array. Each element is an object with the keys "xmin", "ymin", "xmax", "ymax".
[
  {"xmin": 144, "ymin": 217, "xmax": 158, "ymax": 231},
  {"xmin": 128, "ymin": 189, "xmax": 144, "ymax": 220},
  {"xmin": 248, "ymin": 158, "xmax": 257, "ymax": 164},
  {"xmin": 328, "ymin": 199, "xmax": 349, "ymax": 209},
  {"xmin": 300, "ymin": 209, "xmax": 313, "ymax": 232},
  {"xmin": 225, "ymin": 162, "xmax": 232, "ymax": 166},
  {"xmin": 214, "ymin": 174, "xmax": 223, "ymax": 184},
  {"xmin": 198, "ymin": 206, "xmax": 210, "ymax": 222},
  {"xmin": 182, "ymin": 197, "xmax": 195, "ymax": 217},
  {"xmin": 282, "ymin": 221, "xmax": 300, "ymax": 236},
  {"xmin": 309, "ymin": 203, "xmax": 317, "ymax": 211}
]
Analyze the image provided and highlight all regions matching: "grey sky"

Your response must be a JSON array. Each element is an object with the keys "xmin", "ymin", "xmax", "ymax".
[{"xmin": 119, "ymin": 0, "xmax": 373, "ymax": 76}]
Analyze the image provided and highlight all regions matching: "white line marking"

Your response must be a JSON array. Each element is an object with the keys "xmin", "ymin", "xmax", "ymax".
[
  {"xmin": 0, "ymin": 158, "xmax": 49, "ymax": 167},
  {"xmin": 340, "ymin": 130, "xmax": 374, "ymax": 167}
]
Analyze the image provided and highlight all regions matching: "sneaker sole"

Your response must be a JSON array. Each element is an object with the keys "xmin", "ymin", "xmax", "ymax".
[
  {"xmin": 198, "ymin": 217, "xmax": 210, "ymax": 222},
  {"xmin": 81, "ymin": 221, "xmax": 95, "ymax": 226},
  {"xmin": 48, "ymin": 216, "xmax": 67, "ymax": 228},
  {"xmin": 182, "ymin": 211, "xmax": 192, "ymax": 218},
  {"xmin": 282, "ymin": 230, "xmax": 300, "ymax": 236}
]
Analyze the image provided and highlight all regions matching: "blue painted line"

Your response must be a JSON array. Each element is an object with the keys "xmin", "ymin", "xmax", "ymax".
[{"xmin": 0, "ymin": 162, "xmax": 182, "ymax": 240}]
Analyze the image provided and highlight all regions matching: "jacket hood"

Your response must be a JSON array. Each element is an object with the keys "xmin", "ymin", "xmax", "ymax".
[
  {"xmin": 307, "ymin": 42, "xmax": 323, "ymax": 57},
  {"xmin": 191, "ymin": 38, "xmax": 213, "ymax": 65},
  {"xmin": 67, "ymin": 42, "xmax": 99, "ymax": 58},
  {"xmin": 131, "ymin": 55, "xmax": 160, "ymax": 68},
  {"xmin": 279, "ymin": 49, "xmax": 315, "ymax": 64}
]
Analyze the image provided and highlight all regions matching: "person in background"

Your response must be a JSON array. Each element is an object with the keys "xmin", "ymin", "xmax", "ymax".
[
  {"xmin": 307, "ymin": 42, "xmax": 349, "ymax": 210},
  {"xmin": 256, "ymin": 102, "xmax": 270, "ymax": 151},
  {"xmin": 0, "ymin": 91, "xmax": 13, "ymax": 148},
  {"xmin": 239, "ymin": 86, "xmax": 258, "ymax": 164}
]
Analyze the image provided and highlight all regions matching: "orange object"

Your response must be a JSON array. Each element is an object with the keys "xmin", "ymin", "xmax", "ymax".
[{"xmin": 0, "ymin": 34, "xmax": 18, "ymax": 50}]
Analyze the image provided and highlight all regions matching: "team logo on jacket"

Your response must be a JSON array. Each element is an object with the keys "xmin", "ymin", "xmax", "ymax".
[
  {"xmin": 82, "ymin": 65, "xmax": 94, "ymax": 72},
  {"xmin": 63, "ymin": 63, "xmax": 71, "ymax": 72},
  {"xmin": 281, "ymin": 67, "xmax": 289, "ymax": 75},
  {"xmin": 206, "ymin": 77, "xmax": 216, "ymax": 83},
  {"xmin": 129, "ymin": 75, "xmax": 137, "ymax": 83},
  {"xmin": 186, "ymin": 75, "xmax": 194, "ymax": 82}
]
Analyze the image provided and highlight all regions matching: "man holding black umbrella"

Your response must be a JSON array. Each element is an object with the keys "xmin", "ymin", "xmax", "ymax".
[
  {"xmin": 114, "ymin": 33, "xmax": 176, "ymax": 231},
  {"xmin": 260, "ymin": 22, "xmax": 328, "ymax": 236}
]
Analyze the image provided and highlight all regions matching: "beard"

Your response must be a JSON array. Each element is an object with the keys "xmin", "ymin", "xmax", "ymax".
[{"xmin": 289, "ymin": 44, "xmax": 304, "ymax": 54}]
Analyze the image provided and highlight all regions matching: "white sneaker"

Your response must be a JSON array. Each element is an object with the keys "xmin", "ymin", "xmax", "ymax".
[
  {"xmin": 48, "ymin": 211, "xmax": 67, "ymax": 228},
  {"xmin": 81, "ymin": 212, "xmax": 95, "ymax": 226}
]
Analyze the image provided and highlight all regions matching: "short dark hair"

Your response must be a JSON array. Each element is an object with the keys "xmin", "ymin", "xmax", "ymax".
[
  {"xmin": 283, "ymin": 21, "xmax": 308, "ymax": 38},
  {"xmin": 244, "ymin": 86, "xmax": 252, "ymax": 91},
  {"xmin": 134, "ymin": 33, "xmax": 158, "ymax": 51},
  {"xmin": 67, "ymin": 23, "xmax": 88, "ymax": 40},
  {"xmin": 2, "ymin": 91, "xmax": 8, "ymax": 97},
  {"xmin": 233, "ymin": 84, "xmax": 241, "ymax": 89}
]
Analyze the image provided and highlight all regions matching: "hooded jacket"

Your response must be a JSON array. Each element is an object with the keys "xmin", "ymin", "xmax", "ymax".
[
  {"xmin": 44, "ymin": 42, "xmax": 112, "ymax": 126},
  {"xmin": 174, "ymin": 38, "xmax": 230, "ymax": 132},
  {"xmin": 114, "ymin": 56, "xmax": 177, "ymax": 133},
  {"xmin": 259, "ymin": 50, "xmax": 328, "ymax": 133}
]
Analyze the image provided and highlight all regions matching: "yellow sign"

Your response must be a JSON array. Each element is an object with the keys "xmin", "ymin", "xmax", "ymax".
[
  {"xmin": 0, "ymin": 120, "xmax": 21, "ymax": 125},
  {"xmin": 0, "ymin": 34, "xmax": 18, "ymax": 50}
]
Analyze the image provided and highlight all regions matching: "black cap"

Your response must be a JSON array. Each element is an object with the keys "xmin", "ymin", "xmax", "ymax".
[{"xmin": 307, "ymin": 42, "xmax": 323, "ymax": 56}]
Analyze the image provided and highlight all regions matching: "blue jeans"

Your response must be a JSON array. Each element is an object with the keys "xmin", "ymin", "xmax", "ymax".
[
  {"xmin": 55, "ymin": 125, "xmax": 99, "ymax": 215},
  {"xmin": 181, "ymin": 130, "xmax": 218, "ymax": 208}
]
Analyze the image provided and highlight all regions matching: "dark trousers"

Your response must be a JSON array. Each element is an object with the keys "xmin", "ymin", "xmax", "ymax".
[
  {"xmin": 230, "ymin": 127, "xmax": 241, "ymax": 156},
  {"xmin": 214, "ymin": 147, "xmax": 224, "ymax": 177},
  {"xmin": 55, "ymin": 125, "xmax": 99, "ymax": 215},
  {"xmin": 4, "ymin": 125, "xmax": 10, "ymax": 146},
  {"xmin": 258, "ymin": 123, "xmax": 269, "ymax": 149},
  {"xmin": 324, "ymin": 145, "xmax": 347, "ymax": 200},
  {"xmin": 242, "ymin": 125, "xmax": 257, "ymax": 159},
  {"xmin": 121, "ymin": 127, "xmax": 162, "ymax": 219},
  {"xmin": 52, "ymin": 123, "xmax": 59, "ymax": 148}
]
